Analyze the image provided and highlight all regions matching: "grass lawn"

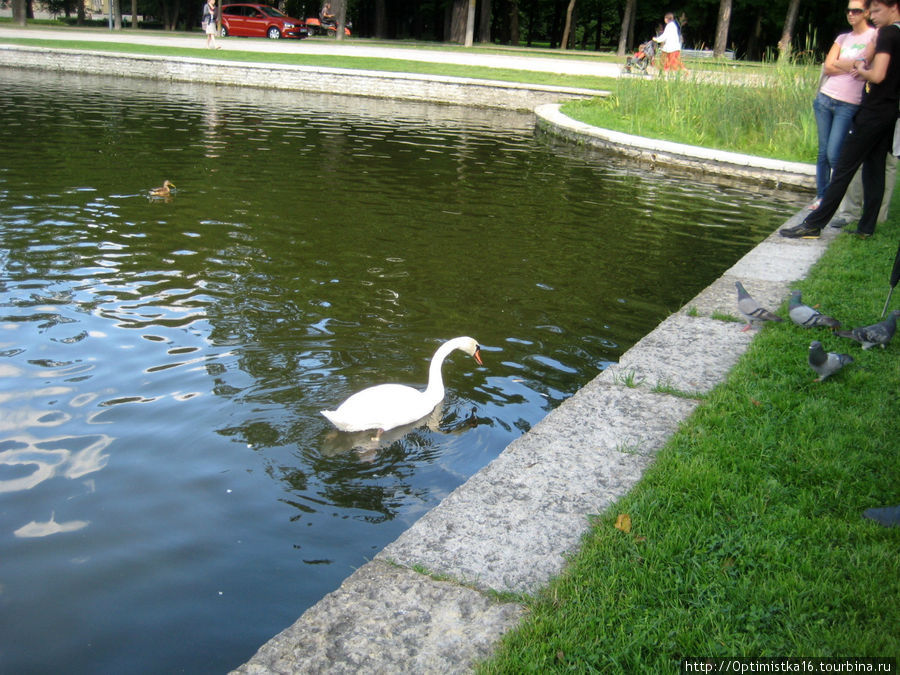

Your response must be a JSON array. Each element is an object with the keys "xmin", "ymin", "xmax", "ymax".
[
  {"xmin": 0, "ymin": 34, "xmax": 617, "ymax": 91},
  {"xmin": 561, "ymin": 66, "xmax": 819, "ymax": 164},
  {"xmin": 478, "ymin": 221, "xmax": 900, "ymax": 670}
]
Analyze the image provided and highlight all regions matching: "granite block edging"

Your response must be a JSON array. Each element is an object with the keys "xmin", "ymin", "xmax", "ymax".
[
  {"xmin": 535, "ymin": 102, "xmax": 816, "ymax": 191},
  {"xmin": 0, "ymin": 44, "xmax": 602, "ymax": 111}
]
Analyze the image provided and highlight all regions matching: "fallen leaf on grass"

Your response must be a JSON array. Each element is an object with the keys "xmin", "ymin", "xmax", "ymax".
[{"xmin": 614, "ymin": 513, "xmax": 632, "ymax": 533}]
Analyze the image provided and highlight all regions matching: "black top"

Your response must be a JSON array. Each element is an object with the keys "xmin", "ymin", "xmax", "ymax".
[{"xmin": 863, "ymin": 23, "xmax": 900, "ymax": 114}]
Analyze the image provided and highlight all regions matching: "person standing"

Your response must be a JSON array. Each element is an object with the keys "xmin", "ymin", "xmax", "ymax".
[
  {"xmin": 202, "ymin": 0, "xmax": 221, "ymax": 49},
  {"xmin": 781, "ymin": 0, "xmax": 900, "ymax": 239},
  {"xmin": 810, "ymin": 1, "xmax": 876, "ymax": 211},
  {"xmin": 653, "ymin": 12, "xmax": 688, "ymax": 73}
]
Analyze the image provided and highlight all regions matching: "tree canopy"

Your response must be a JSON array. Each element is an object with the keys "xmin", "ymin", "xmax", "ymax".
[{"xmin": 23, "ymin": 0, "xmax": 850, "ymax": 61}]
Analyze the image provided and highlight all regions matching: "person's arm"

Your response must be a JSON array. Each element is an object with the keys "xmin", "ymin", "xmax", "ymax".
[
  {"xmin": 854, "ymin": 27, "xmax": 895, "ymax": 83},
  {"xmin": 823, "ymin": 41, "xmax": 847, "ymax": 75},
  {"xmin": 856, "ymin": 50, "xmax": 891, "ymax": 83}
]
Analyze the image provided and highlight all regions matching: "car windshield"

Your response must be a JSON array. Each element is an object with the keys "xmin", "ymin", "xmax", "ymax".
[{"xmin": 259, "ymin": 6, "xmax": 287, "ymax": 17}]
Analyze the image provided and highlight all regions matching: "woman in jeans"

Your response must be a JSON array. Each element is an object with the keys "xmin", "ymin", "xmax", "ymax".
[
  {"xmin": 811, "ymin": 0, "xmax": 876, "ymax": 210},
  {"xmin": 781, "ymin": 0, "xmax": 900, "ymax": 239}
]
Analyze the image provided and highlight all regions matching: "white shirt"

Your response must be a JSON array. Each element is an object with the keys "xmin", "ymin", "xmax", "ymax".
[{"xmin": 655, "ymin": 21, "xmax": 682, "ymax": 54}]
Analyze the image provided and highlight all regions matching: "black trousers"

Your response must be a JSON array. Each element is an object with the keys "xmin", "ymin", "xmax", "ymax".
[{"xmin": 804, "ymin": 106, "xmax": 896, "ymax": 235}]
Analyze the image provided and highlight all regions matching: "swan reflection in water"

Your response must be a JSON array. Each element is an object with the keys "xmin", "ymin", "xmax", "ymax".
[{"xmin": 320, "ymin": 403, "xmax": 486, "ymax": 461}]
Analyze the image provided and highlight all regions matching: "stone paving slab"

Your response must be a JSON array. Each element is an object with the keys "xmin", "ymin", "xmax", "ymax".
[
  {"xmin": 376, "ymin": 383, "xmax": 698, "ymax": 594},
  {"xmin": 232, "ymin": 560, "xmax": 525, "ymax": 675},
  {"xmin": 601, "ymin": 313, "xmax": 754, "ymax": 395}
]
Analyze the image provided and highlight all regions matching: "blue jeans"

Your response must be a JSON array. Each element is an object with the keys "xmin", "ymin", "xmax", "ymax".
[{"xmin": 813, "ymin": 91, "xmax": 859, "ymax": 200}]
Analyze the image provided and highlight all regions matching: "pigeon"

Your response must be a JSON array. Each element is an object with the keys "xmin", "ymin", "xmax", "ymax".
[
  {"xmin": 735, "ymin": 281, "xmax": 783, "ymax": 331},
  {"xmin": 788, "ymin": 290, "xmax": 841, "ymax": 329},
  {"xmin": 834, "ymin": 310, "xmax": 900, "ymax": 350},
  {"xmin": 808, "ymin": 340, "xmax": 853, "ymax": 381}
]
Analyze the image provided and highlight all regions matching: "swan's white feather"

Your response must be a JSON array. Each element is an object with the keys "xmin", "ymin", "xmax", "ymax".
[{"xmin": 321, "ymin": 336, "xmax": 481, "ymax": 433}]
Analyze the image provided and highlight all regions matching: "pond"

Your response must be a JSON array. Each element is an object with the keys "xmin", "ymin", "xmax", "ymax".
[{"xmin": 0, "ymin": 67, "xmax": 804, "ymax": 673}]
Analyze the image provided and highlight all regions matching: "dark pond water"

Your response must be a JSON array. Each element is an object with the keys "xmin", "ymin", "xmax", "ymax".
[{"xmin": 0, "ymin": 68, "xmax": 804, "ymax": 673}]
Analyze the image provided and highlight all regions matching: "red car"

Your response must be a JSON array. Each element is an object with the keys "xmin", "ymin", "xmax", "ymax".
[{"xmin": 220, "ymin": 4, "xmax": 309, "ymax": 39}]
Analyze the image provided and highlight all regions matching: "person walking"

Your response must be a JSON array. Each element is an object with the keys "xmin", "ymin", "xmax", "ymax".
[
  {"xmin": 810, "ymin": 0, "xmax": 876, "ymax": 211},
  {"xmin": 781, "ymin": 0, "xmax": 900, "ymax": 239},
  {"xmin": 653, "ymin": 12, "xmax": 688, "ymax": 73},
  {"xmin": 202, "ymin": 0, "xmax": 221, "ymax": 49}
]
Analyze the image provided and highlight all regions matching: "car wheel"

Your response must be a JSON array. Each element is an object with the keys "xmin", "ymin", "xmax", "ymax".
[
  {"xmin": 267, "ymin": 26, "xmax": 281, "ymax": 39},
  {"xmin": 220, "ymin": 25, "xmax": 228, "ymax": 37}
]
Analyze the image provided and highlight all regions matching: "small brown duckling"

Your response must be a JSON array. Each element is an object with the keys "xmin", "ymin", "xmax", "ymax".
[{"xmin": 150, "ymin": 180, "xmax": 175, "ymax": 197}]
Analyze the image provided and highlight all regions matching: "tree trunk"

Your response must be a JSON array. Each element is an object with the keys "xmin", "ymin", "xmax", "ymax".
[
  {"xmin": 478, "ymin": 0, "xmax": 491, "ymax": 43},
  {"xmin": 560, "ymin": 0, "xmax": 576, "ymax": 50},
  {"xmin": 746, "ymin": 9, "xmax": 763, "ymax": 60},
  {"xmin": 508, "ymin": 0, "xmax": 519, "ymax": 45},
  {"xmin": 374, "ymin": 0, "xmax": 387, "ymax": 38},
  {"xmin": 113, "ymin": 0, "xmax": 122, "ymax": 29},
  {"xmin": 712, "ymin": 0, "xmax": 732, "ymax": 57},
  {"xmin": 335, "ymin": 0, "xmax": 347, "ymax": 41},
  {"xmin": 778, "ymin": 0, "xmax": 801, "ymax": 60},
  {"xmin": 617, "ymin": 0, "xmax": 635, "ymax": 56},
  {"xmin": 464, "ymin": 0, "xmax": 476, "ymax": 46},
  {"xmin": 131, "ymin": 0, "xmax": 138, "ymax": 29},
  {"xmin": 76, "ymin": 0, "xmax": 84, "ymax": 25},
  {"xmin": 12, "ymin": 0, "xmax": 26, "ymax": 25},
  {"xmin": 447, "ymin": 0, "xmax": 465, "ymax": 43}
]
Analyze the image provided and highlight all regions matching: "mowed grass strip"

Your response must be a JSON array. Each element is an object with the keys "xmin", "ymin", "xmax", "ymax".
[
  {"xmin": 479, "ymin": 221, "xmax": 900, "ymax": 671},
  {"xmin": 562, "ymin": 66, "xmax": 819, "ymax": 163},
  {"xmin": 0, "ymin": 36, "xmax": 614, "ymax": 91}
]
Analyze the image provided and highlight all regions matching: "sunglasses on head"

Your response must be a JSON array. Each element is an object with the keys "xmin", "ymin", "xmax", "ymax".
[{"xmin": 847, "ymin": 7, "xmax": 865, "ymax": 13}]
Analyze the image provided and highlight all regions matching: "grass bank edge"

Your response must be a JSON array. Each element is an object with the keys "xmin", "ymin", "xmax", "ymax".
[
  {"xmin": 561, "ymin": 67, "xmax": 819, "ymax": 164},
  {"xmin": 478, "ymin": 223, "xmax": 900, "ymax": 669},
  {"xmin": 0, "ymin": 35, "xmax": 615, "ymax": 91}
]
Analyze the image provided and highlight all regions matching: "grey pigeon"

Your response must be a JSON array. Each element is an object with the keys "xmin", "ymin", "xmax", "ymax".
[
  {"xmin": 808, "ymin": 340, "xmax": 853, "ymax": 381},
  {"xmin": 788, "ymin": 290, "xmax": 841, "ymax": 329},
  {"xmin": 834, "ymin": 310, "xmax": 900, "ymax": 350},
  {"xmin": 735, "ymin": 281, "xmax": 783, "ymax": 331}
]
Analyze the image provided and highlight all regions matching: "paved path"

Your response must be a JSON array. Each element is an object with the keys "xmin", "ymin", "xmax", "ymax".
[{"xmin": 0, "ymin": 26, "xmax": 623, "ymax": 77}]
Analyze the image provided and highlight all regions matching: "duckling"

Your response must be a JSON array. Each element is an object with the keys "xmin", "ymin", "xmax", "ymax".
[{"xmin": 150, "ymin": 180, "xmax": 175, "ymax": 198}]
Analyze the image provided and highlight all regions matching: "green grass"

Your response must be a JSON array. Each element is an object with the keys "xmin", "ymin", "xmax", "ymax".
[
  {"xmin": 0, "ymin": 35, "xmax": 615, "ymax": 91},
  {"xmin": 478, "ymin": 224, "xmax": 900, "ymax": 670},
  {"xmin": 561, "ymin": 65, "xmax": 819, "ymax": 163}
]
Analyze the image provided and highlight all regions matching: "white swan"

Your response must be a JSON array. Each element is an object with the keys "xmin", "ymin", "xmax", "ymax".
[{"xmin": 321, "ymin": 336, "xmax": 483, "ymax": 435}]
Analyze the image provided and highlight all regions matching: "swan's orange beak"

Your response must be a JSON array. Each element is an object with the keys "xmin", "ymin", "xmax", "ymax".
[{"xmin": 473, "ymin": 348, "xmax": 483, "ymax": 366}]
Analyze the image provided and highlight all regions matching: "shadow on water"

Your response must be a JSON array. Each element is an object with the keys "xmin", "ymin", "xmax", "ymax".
[{"xmin": 0, "ymin": 67, "xmax": 806, "ymax": 673}]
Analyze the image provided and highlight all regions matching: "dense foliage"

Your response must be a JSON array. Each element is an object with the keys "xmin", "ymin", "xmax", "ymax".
[{"xmin": 19, "ymin": 0, "xmax": 857, "ymax": 61}]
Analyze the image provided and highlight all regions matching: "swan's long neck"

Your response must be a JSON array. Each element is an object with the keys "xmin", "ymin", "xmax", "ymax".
[{"xmin": 423, "ymin": 339, "xmax": 462, "ymax": 403}]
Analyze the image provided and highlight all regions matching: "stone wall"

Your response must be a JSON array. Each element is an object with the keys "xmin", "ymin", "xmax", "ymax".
[{"xmin": 0, "ymin": 44, "xmax": 602, "ymax": 111}]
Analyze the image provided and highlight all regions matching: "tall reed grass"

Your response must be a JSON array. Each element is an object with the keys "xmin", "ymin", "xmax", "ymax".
[{"xmin": 562, "ymin": 64, "xmax": 820, "ymax": 163}]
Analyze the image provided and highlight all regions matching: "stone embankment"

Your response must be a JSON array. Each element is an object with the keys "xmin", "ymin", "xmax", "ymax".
[
  {"xmin": 0, "ymin": 34, "xmax": 821, "ymax": 673},
  {"xmin": 0, "ymin": 40, "xmax": 600, "ymax": 111}
]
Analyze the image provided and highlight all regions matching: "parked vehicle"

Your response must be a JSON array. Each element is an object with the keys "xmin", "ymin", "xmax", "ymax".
[{"xmin": 220, "ymin": 4, "xmax": 309, "ymax": 39}]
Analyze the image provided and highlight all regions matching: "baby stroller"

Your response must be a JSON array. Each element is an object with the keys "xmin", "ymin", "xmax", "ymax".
[{"xmin": 623, "ymin": 39, "xmax": 656, "ymax": 75}]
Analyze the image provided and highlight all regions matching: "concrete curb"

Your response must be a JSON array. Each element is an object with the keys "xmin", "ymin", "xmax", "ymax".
[
  {"xmin": 0, "ymin": 44, "xmax": 602, "ymax": 111},
  {"xmin": 535, "ymin": 103, "xmax": 816, "ymax": 192}
]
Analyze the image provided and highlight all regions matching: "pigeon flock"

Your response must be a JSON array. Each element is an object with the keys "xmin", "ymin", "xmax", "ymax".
[{"xmin": 734, "ymin": 282, "xmax": 898, "ymax": 382}]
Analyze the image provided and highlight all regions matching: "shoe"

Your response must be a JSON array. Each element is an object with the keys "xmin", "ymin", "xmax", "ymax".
[
  {"xmin": 779, "ymin": 223, "xmax": 821, "ymax": 239},
  {"xmin": 829, "ymin": 217, "xmax": 848, "ymax": 229},
  {"xmin": 845, "ymin": 229, "xmax": 872, "ymax": 239}
]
